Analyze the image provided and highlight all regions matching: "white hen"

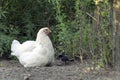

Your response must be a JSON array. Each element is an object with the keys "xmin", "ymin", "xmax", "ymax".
[{"xmin": 11, "ymin": 27, "xmax": 54, "ymax": 67}]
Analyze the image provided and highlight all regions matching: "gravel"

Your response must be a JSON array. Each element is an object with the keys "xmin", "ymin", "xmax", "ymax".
[{"xmin": 0, "ymin": 60, "xmax": 120, "ymax": 80}]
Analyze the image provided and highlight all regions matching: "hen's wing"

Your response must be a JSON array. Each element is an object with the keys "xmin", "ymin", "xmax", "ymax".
[
  {"xmin": 19, "ymin": 45, "xmax": 48, "ymax": 67},
  {"xmin": 20, "ymin": 40, "xmax": 36, "ymax": 52},
  {"xmin": 11, "ymin": 40, "xmax": 37, "ymax": 58}
]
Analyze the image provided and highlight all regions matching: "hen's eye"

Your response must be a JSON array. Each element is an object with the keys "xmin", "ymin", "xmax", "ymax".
[{"xmin": 45, "ymin": 29, "xmax": 48, "ymax": 31}]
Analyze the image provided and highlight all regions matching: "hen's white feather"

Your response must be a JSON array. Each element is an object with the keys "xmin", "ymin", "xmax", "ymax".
[
  {"xmin": 11, "ymin": 27, "xmax": 55, "ymax": 67},
  {"xmin": 11, "ymin": 40, "xmax": 36, "ymax": 58},
  {"xmin": 19, "ymin": 45, "xmax": 48, "ymax": 67}
]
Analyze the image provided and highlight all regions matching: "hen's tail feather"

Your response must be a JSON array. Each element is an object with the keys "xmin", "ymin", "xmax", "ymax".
[
  {"xmin": 11, "ymin": 40, "xmax": 21, "ymax": 55},
  {"xmin": 11, "ymin": 40, "xmax": 20, "ymax": 51}
]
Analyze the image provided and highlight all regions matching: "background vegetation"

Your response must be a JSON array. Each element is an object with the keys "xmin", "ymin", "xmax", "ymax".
[{"xmin": 0, "ymin": 0, "xmax": 116, "ymax": 68}]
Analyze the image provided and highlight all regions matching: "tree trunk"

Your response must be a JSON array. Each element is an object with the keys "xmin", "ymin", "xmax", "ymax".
[{"xmin": 113, "ymin": 0, "xmax": 120, "ymax": 70}]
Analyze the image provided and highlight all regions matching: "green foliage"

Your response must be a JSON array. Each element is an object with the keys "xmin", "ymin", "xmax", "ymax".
[
  {"xmin": 49, "ymin": 0, "xmax": 80, "ymax": 57},
  {"xmin": 0, "ymin": 7, "xmax": 7, "ymax": 19},
  {"xmin": 0, "ymin": 0, "xmax": 55, "ymax": 59},
  {"xmin": 57, "ymin": 21, "xmax": 80, "ymax": 57},
  {"xmin": 0, "ymin": 0, "xmax": 113, "ymax": 68},
  {"xmin": 50, "ymin": 0, "xmax": 113, "ymax": 67},
  {"xmin": 0, "ymin": 24, "xmax": 16, "ymax": 59}
]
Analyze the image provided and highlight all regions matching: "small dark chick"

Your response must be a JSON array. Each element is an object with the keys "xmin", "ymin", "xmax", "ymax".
[{"xmin": 59, "ymin": 53, "xmax": 69, "ymax": 65}]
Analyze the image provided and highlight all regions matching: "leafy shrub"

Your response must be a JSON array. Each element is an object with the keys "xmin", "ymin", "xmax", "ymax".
[
  {"xmin": 0, "ymin": 0, "xmax": 55, "ymax": 59},
  {"xmin": 0, "ymin": 24, "xmax": 17, "ymax": 59},
  {"xmin": 0, "ymin": 0, "xmax": 113, "ymax": 68}
]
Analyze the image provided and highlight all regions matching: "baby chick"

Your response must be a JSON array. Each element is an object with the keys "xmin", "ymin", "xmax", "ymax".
[{"xmin": 58, "ymin": 53, "xmax": 69, "ymax": 65}]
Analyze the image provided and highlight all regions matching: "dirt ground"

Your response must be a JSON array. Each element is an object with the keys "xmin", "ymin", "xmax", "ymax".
[{"xmin": 0, "ymin": 60, "xmax": 120, "ymax": 80}]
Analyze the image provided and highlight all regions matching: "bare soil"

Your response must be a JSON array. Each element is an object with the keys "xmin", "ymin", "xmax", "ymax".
[{"xmin": 0, "ymin": 60, "xmax": 120, "ymax": 80}]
